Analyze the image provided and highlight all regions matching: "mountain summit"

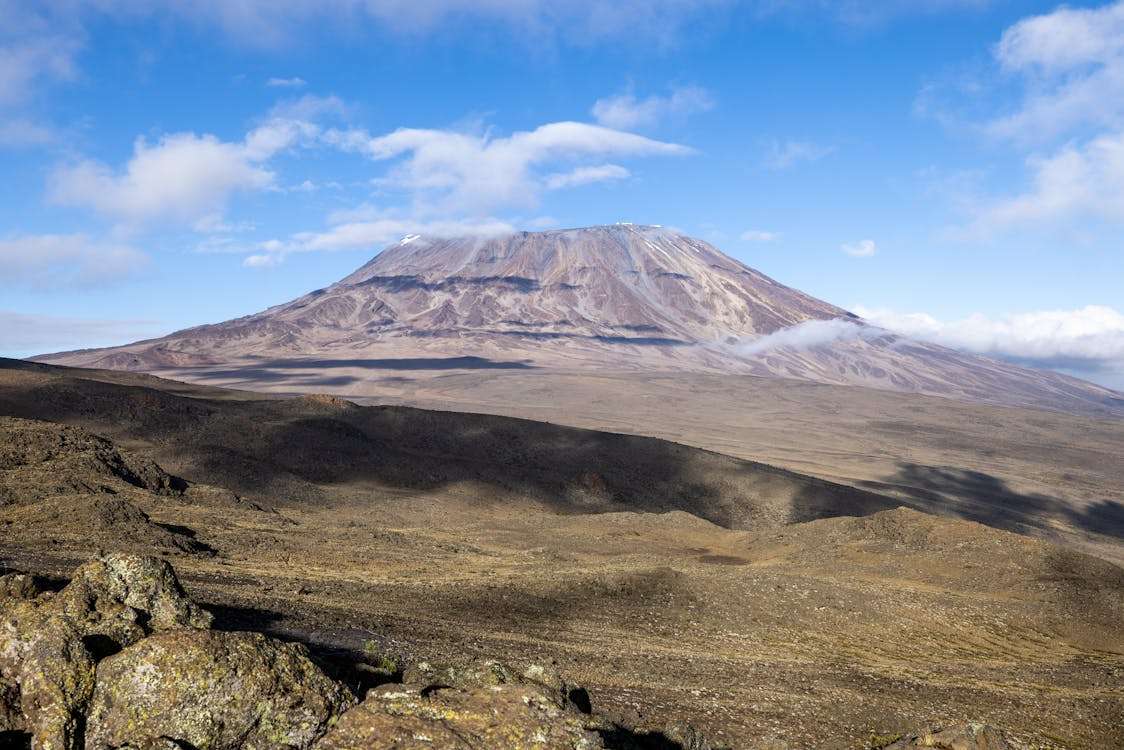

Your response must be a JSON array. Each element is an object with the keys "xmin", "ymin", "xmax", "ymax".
[{"xmin": 38, "ymin": 225, "xmax": 1121, "ymax": 415}]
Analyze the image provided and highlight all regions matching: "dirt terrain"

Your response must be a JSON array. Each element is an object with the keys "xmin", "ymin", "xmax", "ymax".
[{"xmin": 1, "ymin": 359, "xmax": 1122, "ymax": 748}]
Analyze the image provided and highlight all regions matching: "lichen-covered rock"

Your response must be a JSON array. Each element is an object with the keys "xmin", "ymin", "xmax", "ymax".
[
  {"xmin": 0, "ymin": 610, "xmax": 95, "ymax": 750},
  {"xmin": 315, "ymin": 682, "xmax": 604, "ymax": 750},
  {"xmin": 54, "ymin": 553, "xmax": 212, "ymax": 644},
  {"xmin": 403, "ymin": 657, "xmax": 591, "ymax": 714},
  {"xmin": 0, "ymin": 573, "xmax": 41, "ymax": 600},
  {"xmin": 0, "ymin": 673, "xmax": 22, "ymax": 734},
  {"xmin": 403, "ymin": 657, "xmax": 521, "ymax": 690},
  {"xmin": 85, "ymin": 630, "xmax": 355, "ymax": 750},
  {"xmin": 883, "ymin": 723, "xmax": 1010, "ymax": 749},
  {"xmin": 0, "ymin": 555, "xmax": 211, "ymax": 749},
  {"xmin": 15, "ymin": 617, "xmax": 95, "ymax": 750}
]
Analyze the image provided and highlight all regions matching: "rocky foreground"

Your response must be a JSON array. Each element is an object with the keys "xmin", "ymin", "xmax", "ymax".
[{"xmin": 2, "ymin": 554, "xmax": 1015, "ymax": 750}]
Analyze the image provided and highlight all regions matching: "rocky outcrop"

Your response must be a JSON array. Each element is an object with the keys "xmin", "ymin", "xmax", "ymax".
[
  {"xmin": 0, "ymin": 554, "xmax": 1025, "ymax": 750},
  {"xmin": 86, "ymin": 630, "xmax": 354, "ymax": 750},
  {"xmin": 0, "ymin": 417, "xmax": 183, "ymax": 505},
  {"xmin": 315, "ymin": 682, "xmax": 602, "ymax": 750},
  {"xmin": 0, "ymin": 554, "xmax": 210, "ymax": 749},
  {"xmin": 0, "ymin": 417, "xmax": 213, "ymax": 559},
  {"xmin": 881, "ymin": 723, "xmax": 1010, "ymax": 749}
]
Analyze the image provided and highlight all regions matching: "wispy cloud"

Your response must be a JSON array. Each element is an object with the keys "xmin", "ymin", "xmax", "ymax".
[
  {"xmin": 266, "ymin": 76, "xmax": 306, "ymax": 88},
  {"xmin": 736, "ymin": 318, "xmax": 884, "ymax": 356},
  {"xmin": 755, "ymin": 0, "xmax": 997, "ymax": 28},
  {"xmin": 740, "ymin": 229, "xmax": 779, "ymax": 242},
  {"xmin": 0, "ymin": 234, "xmax": 149, "ymax": 289},
  {"xmin": 764, "ymin": 139, "xmax": 833, "ymax": 170},
  {"xmin": 591, "ymin": 85, "xmax": 715, "ymax": 130},
  {"xmin": 0, "ymin": 118, "xmax": 53, "ymax": 148},
  {"xmin": 841, "ymin": 239, "xmax": 876, "ymax": 257},
  {"xmin": 544, "ymin": 164, "xmax": 631, "ymax": 190},
  {"xmin": 89, "ymin": 1, "xmax": 729, "ymax": 49},
  {"xmin": 0, "ymin": 6, "xmax": 80, "ymax": 106},
  {"xmin": 242, "ymin": 215, "xmax": 516, "ymax": 268}
]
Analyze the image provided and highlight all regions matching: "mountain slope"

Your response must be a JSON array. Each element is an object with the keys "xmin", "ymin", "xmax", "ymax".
[{"xmin": 37, "ymin": 224, "xmax": 1122, "ymax": 416}]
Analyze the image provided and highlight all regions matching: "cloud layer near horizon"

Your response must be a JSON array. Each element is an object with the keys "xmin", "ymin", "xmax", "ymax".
[{"xmin": 855, "ymin": 304, "xmax": 1124, "ymax": 387}]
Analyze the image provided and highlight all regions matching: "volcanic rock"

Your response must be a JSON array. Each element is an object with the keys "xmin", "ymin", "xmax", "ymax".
[
  {"xmin": 85, "ymin": 630, "xmax": 355, "ymax": 750},
  {"xmin": 0, "ymin": 554, "xmax": 211, "ymax": 749},
  {"xmin": 315, "ymin": 682, "xmax": 602, "ymax": 750}
]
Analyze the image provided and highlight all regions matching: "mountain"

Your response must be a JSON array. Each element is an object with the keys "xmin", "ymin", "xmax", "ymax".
[{"xmin": 37, "ymin": 224, "xmax": 1122, "ymax": 415}]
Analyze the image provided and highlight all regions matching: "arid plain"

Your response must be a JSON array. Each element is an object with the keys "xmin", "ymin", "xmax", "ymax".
[{"xmin": 2, "ymin": 358, "xmax": 1121, "ymax": 749}]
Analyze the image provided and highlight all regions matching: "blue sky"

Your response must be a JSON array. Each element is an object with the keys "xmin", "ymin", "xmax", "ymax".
[{"xmin": 1, "ymin": 0, "xmax": 1122, "ymax": 387}]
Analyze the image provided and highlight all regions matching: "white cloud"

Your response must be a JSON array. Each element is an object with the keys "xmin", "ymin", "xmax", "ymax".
[
  {"xmin": 841, "ymin": 239, "xmax": 876, "ymax": 257},
  {"xmin": 989, "ymin": 1, "xmax": 1124, "ymax": 141},
  {"xmin": 0, "ymin": 21, "xmax": 79, "ymax": 106},
  {"xmin": 971, "ymin": 130, "xmax": 1124, "ymax": 230},
  {"xmin": 324, "ymin": 120, "xmax": 690, "ymax": 214},
  {"xmin": 544, "ymin": 164, "xmax": 630, "ymax": 190},
  {"xmin": 0, "ymin": 234, "xmax": 149, "ymax": 289},
  {"xmin": 242, "ymin": 253, "xmax": 283, "ymax": 268},
  {"xmin": 0, "ymin": 118, "xmax": 53, "ymax": 148},
  {"xmin": 0, "ymin": 311, "xmax": 164, "ymax": 358},
  {"xmin": 737, "ymin": 318, "xmax": 883, "ymax": 356},
  {"xmin": 267, "ymin": 76, "xmax": 306, "ymax": 88},
  {"xmin": 267, "ymin": 94, "xmax": 349, "ymax": 122},
  {"xmin": 927, "ymin": 3, "xmax": 1124, "ymax": 235},
  {"xmin": 855, "ymin": 304, "xmax": 1124, "ymax": 386},
  {"xmin": 591, "ymin": 85, "xmax": 715, "ymax": 130},
  {"xmin": 242, "ymin": 216, "xmax": 516, "ymax": 267},
  {"xmin": 740, "ymin": 229, "xmax": 779, "ymax": 242},
  {"xmin": 48, "ymin": 116, "xmax": 320, "ymax": 226},
  {"xmin": 49, "ymin": 133, "xmax": 274, "ymax": 225},
  {"xmin": 764, "ymin": 139, "xmax": 834, "ymax": 170}
]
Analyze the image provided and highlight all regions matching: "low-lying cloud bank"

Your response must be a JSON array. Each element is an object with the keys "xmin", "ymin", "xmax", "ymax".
[
  {"xmin": 730, "ymin": 308, "xmax": 1124, "ymax": 391},
  {"xmin": 855, "ymin": 305, "xmax": 1124, "ymax": 390}
]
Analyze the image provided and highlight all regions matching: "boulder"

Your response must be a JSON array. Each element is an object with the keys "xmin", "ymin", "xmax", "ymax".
[
  {"xmin": 315, "ymin": 682, "xmax": 603, "ymax": 750},
  {"xmin": 85, "ymin": 630, "xmax": 354, "ymax": 750},
  {"xmin": 0, "ymin": 554, "xmax": 211, "ymax": 749},
  {"xmin": 883, "ymin": 723, "xmax": 1010, "ymax": 749},
  {"xmin": 0, "ymin": 573, "xmax": 41, "ymax": 600},
  {"xmin": 54, "ymin": 553, "xmax": 212, "ymax": 644}
]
